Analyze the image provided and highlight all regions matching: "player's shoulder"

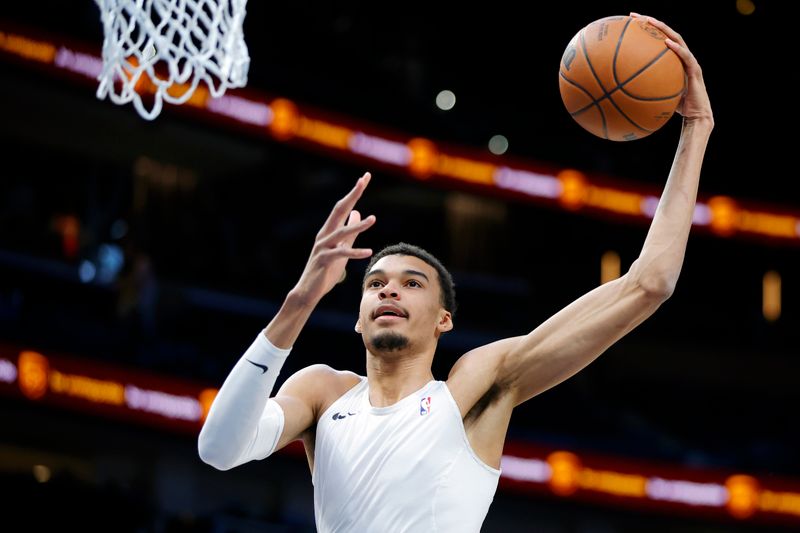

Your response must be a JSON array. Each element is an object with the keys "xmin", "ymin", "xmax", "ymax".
[
  {"xmin": 289, "ymin": 365, "xmax": 363, "ymax": 418},
  {"xmin": 296, "ymin": 363, "xmax": 361, "ymax": 380},
  {"xmin": 289, "ymin": 364, "xmax": 362, "ymax": 394}
]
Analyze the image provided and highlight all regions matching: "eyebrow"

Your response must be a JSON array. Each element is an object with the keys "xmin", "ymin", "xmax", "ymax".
[{"xmin": 366, "ymin": 269, "xmax": 430, "ymax": 282}]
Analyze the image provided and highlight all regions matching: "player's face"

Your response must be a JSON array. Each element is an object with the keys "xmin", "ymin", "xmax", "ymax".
[{"xmin": 358, "ymin": 255, "xmax": 451, "ymax": 351}]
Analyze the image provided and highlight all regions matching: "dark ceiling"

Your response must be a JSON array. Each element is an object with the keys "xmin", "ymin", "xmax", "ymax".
[{"xmin": 3, "ymin": 1, "xmax": 798, "ymax": 204}]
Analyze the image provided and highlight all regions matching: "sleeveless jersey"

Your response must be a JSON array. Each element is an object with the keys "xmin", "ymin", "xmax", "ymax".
[{"xmin": 312, "ymin": 378, "xmax": 501, "ymax": 532}]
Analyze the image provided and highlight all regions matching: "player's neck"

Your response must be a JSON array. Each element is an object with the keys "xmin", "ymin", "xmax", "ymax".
[{"xmin": 365, "ymin": 350, "xmax": 434, "ymax": 407}]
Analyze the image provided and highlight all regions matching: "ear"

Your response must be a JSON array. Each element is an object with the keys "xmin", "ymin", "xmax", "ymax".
[
  {"xmin": 355, "ymin": 318, "xmax": 362, "ymax": 334},
  {"xmin": 437, "ymin": 310, "xmax": 453, "ymax": 333}
]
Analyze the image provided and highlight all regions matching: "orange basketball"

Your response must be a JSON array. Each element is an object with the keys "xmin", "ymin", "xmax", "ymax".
[{"xmin": 558, "ymin": 15, "xmax": 686, "ymax": 141}]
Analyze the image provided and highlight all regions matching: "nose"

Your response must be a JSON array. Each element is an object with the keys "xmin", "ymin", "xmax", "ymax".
[{"xmin": 379, "ymin": 282, "xmax": 399, "ymax": 300}]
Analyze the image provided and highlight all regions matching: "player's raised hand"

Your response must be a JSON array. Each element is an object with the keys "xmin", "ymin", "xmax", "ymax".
[
  {"xmin": 293, "ymin": 172, "xmax": 376, "ymax": 305},
  {"xmin": 631, "ymin": 13, "xmax": 713, "ymax": 124}
]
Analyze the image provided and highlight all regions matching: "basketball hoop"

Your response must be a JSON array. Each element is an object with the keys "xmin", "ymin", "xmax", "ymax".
[{"xmin": 94, "ymin": 0, "xmax": 250, "ymax": 120}]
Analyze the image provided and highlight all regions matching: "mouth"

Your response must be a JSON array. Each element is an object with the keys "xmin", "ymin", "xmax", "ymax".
[{"xmin": 372, "ymin": 304, "xmax": 408, "ymax": 321}]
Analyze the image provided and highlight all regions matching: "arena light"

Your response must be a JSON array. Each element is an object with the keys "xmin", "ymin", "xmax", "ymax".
[
  {"xmin": 500, "ymin": 443, "xmax": 800, "ymax": 525},
  {"xmin": 581, "ymin": 467, "xmax": 647, "ymax": 498},
  {"xmin": 739, "ymin": 210, "xmax": 797, "ymax": 239},
  {"xmin": 0, "ymin": 358, "xmax": 18, "ymax": 384},
  {"xmin": 737, "ymin": 0, "xmax": 756, "ymax": 16},
  {"xmin": 493, "ymin": 167, "xmax": 561, "ymax": 199},
  {"xmin": 646, "ymin": 477, "xmax": 727, "ymax": 506},
  {"xmin": 1, "ymin": 344, "xmax": 212, "ymax": 432},
  {"xmin": 49, "ymin": 369, "xmax": 124, "ymax": 405},
  {"xmin": 558, "ymin": 170, "xmax": 588, "ymax": 210},
  {"xmin": 349, "ymin": 132, "xmax": 412, "ymax": 166},
  {"xmin": 125, "ymin": 384, "xmax": 202, "ymax": 421},
  {"xmin": 54, "ymin": 46, "xmax": 103, "ymax": 78},
  {"xmin": 488, "ymin": 134, "xmax": 509, "ymax": 155},
  {"xmin": 601, "ymin": 251, "xmax": 621, "ymax": 284},
  {"xmin": 585, "ymin": 186, "xmax": 644, "ymax": 216},
  {"xmin": 206, "ymin": 93, "xmax": 273, "ymax": 126},
  {"xmin": 32, "ymin": 464, "xmax": 52, "ymax": 483},
  {"xmin": 435, "ymin": 89, "xmax": 456, "ymax": 111},
  {"xmin": 763, "ymin": 270, "xmax": 781, "ymax": 321},
  {"xmin": 296, "ymin": 116, "xmax": 352, "ymax": 149},
  {"xmin": 436, "ymin": 153, "xmax": 495, "ymax": 185},
  {"xmin": 0, "ymin": 31, "xmax": 55, "ymax": 62}
]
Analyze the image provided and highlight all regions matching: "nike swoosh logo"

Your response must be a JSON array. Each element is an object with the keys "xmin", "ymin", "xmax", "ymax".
[
  {"xmin": 332, "ymin": 411, "xmax": 358, "ymax": 421},
  {"xmin": 245, "ymin": 359, "xmax": 268, "ymax": 374}
]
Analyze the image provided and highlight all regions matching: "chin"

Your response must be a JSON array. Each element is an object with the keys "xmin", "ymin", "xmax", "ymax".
[{"xmin": 368, "ymin": 331, "xmax": 411, "ymax": 353}]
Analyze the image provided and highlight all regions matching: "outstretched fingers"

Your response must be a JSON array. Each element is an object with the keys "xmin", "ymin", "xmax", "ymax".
[
  {"xmin": 320, "ymin": 243, "xmax": 374, "ymax": 261},
  {"xmin": 318, "ymin": 210, "xmax": 376, "ymax": 249},
  {"xmin": 652, "ymin": 16, "xmax": 698, "ymax": 71},
  {"xmin": 317, "ymin": 172, "xmax": 372, "ymax": 239},
  {"xmin": 643, "ymin": 15, "xmax": 685, "ymax": 47}
]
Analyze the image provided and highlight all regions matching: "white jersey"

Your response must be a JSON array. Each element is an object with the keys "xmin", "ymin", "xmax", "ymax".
[{"xmin": 312, "ymin": 378, "xmax": 501, "ymax": 532}]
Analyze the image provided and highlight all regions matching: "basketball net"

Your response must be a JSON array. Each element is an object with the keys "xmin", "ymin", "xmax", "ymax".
[{"xmin": 94, "ymin": 0, "xmax": 250, "ymax": 120}]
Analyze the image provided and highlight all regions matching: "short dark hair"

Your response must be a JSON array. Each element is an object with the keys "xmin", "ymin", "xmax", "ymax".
[{"xmin": 363, "ymin": 243, "xmax": 457, "ymax": 317}]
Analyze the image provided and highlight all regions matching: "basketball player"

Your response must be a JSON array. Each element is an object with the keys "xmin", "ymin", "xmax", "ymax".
[{"xmin": 199, "ymin": 15, "xmax": 713, "ymax": 532}]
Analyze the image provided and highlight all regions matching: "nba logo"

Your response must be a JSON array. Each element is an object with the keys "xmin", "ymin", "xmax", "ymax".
[{"xmin": 420, "ymin": 396, "xmax": 431, "ymax": 416}]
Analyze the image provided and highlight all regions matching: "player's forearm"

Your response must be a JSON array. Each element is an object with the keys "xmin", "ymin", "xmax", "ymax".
[
  {"xmin": 634, "ymin": 118, "xmax": 713, "ymax": 295},
  {"xmin": 198, "ymin": 333, "xmax": 289, "ymax": 470},
  {"xmin": 263, "ymin": 288, "xmax": 320, "ymax": 349}
]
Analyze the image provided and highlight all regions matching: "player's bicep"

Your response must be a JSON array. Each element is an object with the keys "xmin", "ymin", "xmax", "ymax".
[
  {"xmin": 503, "ymin": 272, "xmax": 665, "ymax": 405},
  {"xmin": 271, "ymin": 364, "xmax": 331, "ymax": 451},
  {"xmin": 271, "ymin": 394, "xmax": 314, "ymax": 451}
]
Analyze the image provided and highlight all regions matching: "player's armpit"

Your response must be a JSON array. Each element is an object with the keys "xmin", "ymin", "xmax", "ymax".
[{"xmin": 446, "ymin": 337, "xmax": 522, "ymax": 419}]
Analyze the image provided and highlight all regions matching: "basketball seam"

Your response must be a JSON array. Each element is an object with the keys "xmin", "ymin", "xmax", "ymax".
[
  {"xmin": 560, "ymin": 71, "xmax": 606, "ymax": 130},
  {"xmin": 605, "ymin": 96, "xmax": 654, "ymax": 134},
  {"xmin": 597, "ymin": 18, "xmax": 653, "ymax": 135},
  {"xmin": 578, "ymin": 27, "xmax": 608, "ymax": 139},
  {"xmin": 582, "ymin": 22, "xmax": 650, "ymax": 137},
  {"xmin": 569, "ymin": 67, "xmax": 682, "ymax": 118},
  {"xmin": 617, "ymin": 48, "xmax": 684, "ymax": 101},
  {"xmin": 611, "ymin": 18, "xmax": 633, "ymax": 89}
]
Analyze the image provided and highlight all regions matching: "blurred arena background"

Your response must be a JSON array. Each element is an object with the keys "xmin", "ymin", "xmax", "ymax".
[{"xmin": 1, "ymin": 1, "xmax": 799, "ymax": 531}]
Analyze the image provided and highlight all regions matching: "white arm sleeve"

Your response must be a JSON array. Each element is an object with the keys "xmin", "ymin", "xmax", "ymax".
[{"xmin": 198, "ymin": 331, "xmax": 290, "ymax": 471}]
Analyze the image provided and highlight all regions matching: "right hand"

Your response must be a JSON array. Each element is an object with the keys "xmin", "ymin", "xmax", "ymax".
[
  {"xmin": 631, "ymin": 13, "xmax": 713, "ymax": 127},
  {"xmin": 292, "ymin": 172, "xmax": 376, "ymax": 306}
]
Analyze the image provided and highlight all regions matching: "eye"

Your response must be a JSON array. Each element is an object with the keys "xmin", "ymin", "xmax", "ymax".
[
  {"xmin": 367, "ymin": 280, "xmax": 383, "ymax": 288},
  {"xmin": 406, "ymin": 279, "xmax": 421, "ymax": 288}
]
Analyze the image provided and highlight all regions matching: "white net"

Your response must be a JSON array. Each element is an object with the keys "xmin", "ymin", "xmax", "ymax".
[{"xmin": 95, "ymin": 0, "xmax": 250, "ymax": 120}]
